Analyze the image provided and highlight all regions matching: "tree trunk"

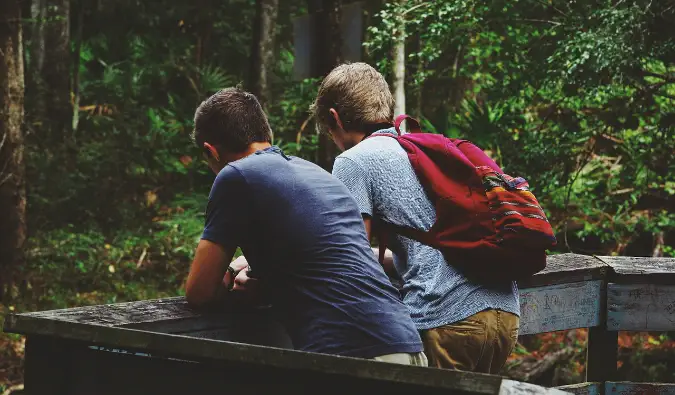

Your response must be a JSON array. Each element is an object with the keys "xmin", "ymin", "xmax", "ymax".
[
  {"xmin": 72, "ymin": 0, "xmax": 84, "ymax": 132},
  {"xmin": 28, "ymin": 0, "xmax": 71, "ymax": 140},
  {"xmin": 413, "ymin": 33, "xmax": 423, "ymax": 117},
  {"xmin": 391, "ymin": 0, "xmax": 406, "ymax": 131},
  {"xmin": 27, "ymin": 0, "xmax": 47, "ymax": 126},
  {"xmin": 311, "ymin": 0, "xmax": 342, "ymax": 171},
  {"xmin": 0, "ymin": 0, "xmax": 27, "ymax": 300},
  {"xmin": 250, "ymin": 0, "xmax": 279, "ymax": 116},
  {"xmin": 44, "ymin": 0, "xmax": 71, "ymax": 137}
]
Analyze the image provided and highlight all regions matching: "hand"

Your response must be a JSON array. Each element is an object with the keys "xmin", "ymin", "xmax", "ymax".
[
  {"xmin": 230, "ymin": 255, "xmax": 249, "ymax": 272},
  {"xmin": 232, "ymin": 267, "xmax": 259, "ymax": 293},
  {"xmin": 222, "ymin": 255, "xmax": 249, "ymax": 289}
]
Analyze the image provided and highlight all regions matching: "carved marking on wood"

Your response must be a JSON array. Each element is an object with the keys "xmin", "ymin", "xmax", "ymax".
[
  {"xmin": 555, "ymin": 383, "xmax": 601, "ymax": 395},
  {"xmin": 606, "ymin": 382, "xmax": 675, "ymax": 395},
  {"xmin": 519, "ymin": 281, "xmax": 601, "ymax": 335},
  {"xmin": 608, "ymin": 283, "xmax": 675, "ymax": 331},
  {"xmin": 500, "ymin": 379, "xmax": 571, "ymax": 395},
  {"xmin": 598, "ymin": 256, "xmax": 675, "ymax": 276}
]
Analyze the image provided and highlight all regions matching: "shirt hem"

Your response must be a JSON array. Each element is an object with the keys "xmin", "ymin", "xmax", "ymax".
[
  {"xmin": 313, "ymin": 341, "xmax": 423, "ymax": 359},
  {"xmin": 412, "ymin": 304, "xmax": 521, "ymax": 331}
]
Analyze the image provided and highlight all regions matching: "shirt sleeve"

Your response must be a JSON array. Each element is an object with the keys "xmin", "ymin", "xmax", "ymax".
[
  {"xmin": 332, "ymin": 156, "xmax": 373, "ymax": 216},
  {"xmin": 201, "ymin": 165, "xmax": 250, "ymax": 248}
]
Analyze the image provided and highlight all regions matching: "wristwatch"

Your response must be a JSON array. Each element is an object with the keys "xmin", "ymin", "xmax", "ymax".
[{"xmin": 226, "ymin": 266, "xmax": 238, "ymax": 291}]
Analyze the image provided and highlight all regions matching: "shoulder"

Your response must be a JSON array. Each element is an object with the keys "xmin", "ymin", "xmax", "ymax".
[
  {"xmin": 215, "ymin": 163, "xmax": 245, "ymax": 184},
  {"xmin": 339, "ymin": 136, "xmax": 401, "ymax": 163},
  {"xmin": 211, "ymin": 164, "xmax": 247, "ymax": 199}
]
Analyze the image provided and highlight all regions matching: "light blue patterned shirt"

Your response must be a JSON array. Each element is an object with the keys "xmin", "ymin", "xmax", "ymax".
[{"xmin": 332, "ymin": 128, "xmax": 520, "ymax": 330}]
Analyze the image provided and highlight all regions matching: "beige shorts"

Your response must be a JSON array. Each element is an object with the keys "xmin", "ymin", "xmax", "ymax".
[{"xmin": 372, "ymin": 351, "xmax": 428, "ymax": 366}]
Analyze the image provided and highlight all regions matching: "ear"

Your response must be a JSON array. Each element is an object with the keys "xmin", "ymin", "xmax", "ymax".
[
  {"xmin": 203, "ymin": 142, "xmax": 220, "ymax": 162},
  {"xmin": 329, "ymin": 108, "xmax": 345, "ymax": 130}
]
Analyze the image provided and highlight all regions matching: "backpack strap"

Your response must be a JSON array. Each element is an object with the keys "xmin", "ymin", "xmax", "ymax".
[{"xmin": 394, "ymin": 115, "xmax": 423, "ymax": 135}]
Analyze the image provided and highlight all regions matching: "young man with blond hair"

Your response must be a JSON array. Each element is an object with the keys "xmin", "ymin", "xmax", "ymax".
[
  {"xmin": 185, "ymin": 87, "xmax": 426, "ymax": 365},
  {"xmin": 311, "ymin": 63, "xmax": 520, "ymax": 373}
]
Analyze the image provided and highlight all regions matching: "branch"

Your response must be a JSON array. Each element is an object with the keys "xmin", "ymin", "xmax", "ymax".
[
  {"xmin": 0, "ymin": 157, "xmax": 10, "ymax": 179},
  {"xmin": 402, "ymin": 2, "xmax": 430, "ymax": 16},
  {"xmin": 0, "ymin": 131, "xmax": 7, "ymax": 153},
  {"xmin": 655, "ymin": 92, "xmax": 675, "ymax": 101},
  {"xmin": 505, "ymin": 348, "xmax": 575, "ymax": 382},
  {"xmin": 653, "ymin": 232, "xmax": 665, "ymax": 257},
  {"xmin": 563, "ymin": 137, "xmax": 598, "ymax": 252},
  {"xmin": 1, "ymin": 384, "xmax": 24, "ymax": 395},
  {"xmin": 296, "ymin": 114, "xmax": 314, "ymax": 145},
  {"xmin": 641, "ymin": 70, "xmax": 675, "ymax": 83},
  {"xmin": 533, "ymin": 0, "xmax": 568, "ymax": 16},
  {"xmin": 0, "ymin": 172, "xmax": 12, "ymax": 188},
  {"xmin": 515, "ymin": 18, "xmax": 562, "ymax": 26}
]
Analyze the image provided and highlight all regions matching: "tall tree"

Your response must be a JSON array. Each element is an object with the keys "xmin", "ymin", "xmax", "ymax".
[
  {"xmin": 310, "ymin": 0, "xmax": 342, "ymax": 170},
  {"xmin": 0, "ymin": 0, "xmax": 26, "ymax": 300},
  {"xmin": 71, "ymin": 0, "xmax": 84, "ymax": 132},
  {"xmin": 391, "ymin": 0, "xmax": 406, "ymax": 130},
  {"xmin": 250, "ymin": 0, "xmax": 279, "ymax": 116},
  {"xmin": 27, "ymin": 0, "xmax": 46, "ymax": 124},
  {"xmin": 27, "ymin": 0, "xmax": 71, "ymax": 140}
]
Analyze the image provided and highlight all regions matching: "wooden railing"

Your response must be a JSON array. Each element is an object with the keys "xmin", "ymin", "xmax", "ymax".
[
  {"xmin": 4, "ymin": 253, "xmax": 675, "ymax": 395},
  {"xmin": 515, "ymin": 254, "xmax": 675, "ymax": 395}
]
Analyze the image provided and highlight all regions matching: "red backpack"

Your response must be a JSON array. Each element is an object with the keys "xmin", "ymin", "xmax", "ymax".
[{"xmin": 371, "ymin": 115, "xmax": 556, "ymax": 283}]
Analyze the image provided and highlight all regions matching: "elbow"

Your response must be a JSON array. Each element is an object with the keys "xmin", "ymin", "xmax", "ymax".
[{"xmin": 185, "ymin": 284, "xmax": 211, "ymax": 308}]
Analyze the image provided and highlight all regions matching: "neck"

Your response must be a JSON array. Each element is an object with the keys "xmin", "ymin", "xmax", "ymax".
[
  {"xmin": 343, "ymin": 131, "xmax": 367, "ymax": 150},
  {"xmin": 229, "ymin": 141, "xmax": 272, "ymax": 162},
  {"xmin": 343, "ymin": 121, "xmax": 393, "ymax": 150}
]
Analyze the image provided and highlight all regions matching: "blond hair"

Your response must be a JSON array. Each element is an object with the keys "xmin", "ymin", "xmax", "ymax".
[{"xmin": 310, "ymin": 62, "xmax": 394, "ymax": 133}]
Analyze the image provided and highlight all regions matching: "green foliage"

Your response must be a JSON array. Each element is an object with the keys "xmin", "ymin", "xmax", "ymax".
[
  {"xmin": 17, "ymin": 194, "xmax": 205, "ymax": 310},
  {"xmin": 4, "ymin": 0, "xmax": 674, "ymax": 389},
  {"xmin": 367, "ymin": 0, "xmax": 675, "ymax": 255}
]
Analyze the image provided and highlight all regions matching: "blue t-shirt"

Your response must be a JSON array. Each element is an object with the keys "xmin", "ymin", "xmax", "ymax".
[{"xmin": 201, "ymin": 146, "xmax": 422, "ymax": 358}]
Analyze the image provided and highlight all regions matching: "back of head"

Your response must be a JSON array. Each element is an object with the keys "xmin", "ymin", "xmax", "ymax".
[
  {"xmin": 192, "ymin": 87, "xmax": 272, "ymax": 152},
  {"xmin": 311, "ymin": 62, "xmax": 394, "ymax": 134}
]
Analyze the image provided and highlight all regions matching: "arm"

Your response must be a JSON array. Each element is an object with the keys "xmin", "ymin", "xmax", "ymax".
[
  {"xmin": 186, "ymin": 240, "xmax": 236, "ymax": 307},
  {"xmin": 362, "ymin": 215, "xmax": 397, "ymax": 277},
  {"xmin": 187, "ymin": 166, "xmax": 253, "ymax": 307},
  {"xmin": 333, "ymin": 158, "xmax": 398, "ymax": 276}
]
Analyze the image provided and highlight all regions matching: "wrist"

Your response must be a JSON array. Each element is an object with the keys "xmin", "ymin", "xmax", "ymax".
[{"xmin": 225, "ymin": 266, "xmax": 238, "ymax": 291}]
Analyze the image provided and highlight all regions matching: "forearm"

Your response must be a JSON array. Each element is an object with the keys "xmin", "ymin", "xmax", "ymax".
[{"xmin": 372, "ymin": 247, "xmax": 397, "ymax": 277}]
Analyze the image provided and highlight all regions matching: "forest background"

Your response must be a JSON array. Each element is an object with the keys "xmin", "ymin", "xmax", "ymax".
[{"xmin": 1, "ymin": 0, "xmax": 674, "ymax": 391}]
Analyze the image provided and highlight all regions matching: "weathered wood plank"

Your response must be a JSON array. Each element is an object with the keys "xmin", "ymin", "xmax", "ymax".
[
  {"xmin": 10, "ymin": 317, "xmax": 510, "ymax": 394},
  {"xmin": 605, "ymin": 382, "xmax": 675, "ymax": 395},
  {"xmin": 555, "ymin": 383, "xmax": 601, "ymax": 395},
  {"xmin": 598, "ymin": 256, "xmax": 675, "ymax": 284},
  {"xmin": 10, "ymin": 295, "xmax": 281, "ymax": 335},
  {"xmin": 521, "ymin": 253, "xmax": 608, "ymax": 288},
  {"xmin": 607, "ymin": 283, "xmax": 675, "ymax": 331},
  {"xmin": 519, "ymin": 280, "xmax": 602, "ymax": 335},
  {"xmin": 24, "ymin": 336, "xmax": 73, "ymax": 395},
  {"xmin": 16, "ymin": 296, "xmax": 197, "ymax": 326},
  {"xmin": 62, "ymin": 343, "xmax": 566, "ymax": 395},
  {"xmin": 586, "ymin": 278, "xmax": 617, "ymax": 383},
  {"xmin": 586, "ymin": 326, "xmax": 618, "ymax": 382},
  {"xmin": 7, "ymin": 254, "xmax": 607, "ymax": 331},
  {"xmin": 499, "ymin": 380, "xmax": 571, "ymax": 395}
]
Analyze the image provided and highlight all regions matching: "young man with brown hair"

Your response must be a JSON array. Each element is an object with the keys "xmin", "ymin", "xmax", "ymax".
[
  {"xmin": 311, "ymin": 63, "xmax": 520, "ymax": 373},
  {"xmin": 185, "ymin": 87, "xmax": 426, "ymax": 365}
]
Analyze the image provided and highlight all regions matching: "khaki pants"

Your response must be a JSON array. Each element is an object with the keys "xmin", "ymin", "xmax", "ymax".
[
  {"xmin": 421, "ymin": 309, "xmax": 519, "ymax": 373},
  {"xmin": 372, "ymin": 352, "xmax": 428, "ymax": 366}
]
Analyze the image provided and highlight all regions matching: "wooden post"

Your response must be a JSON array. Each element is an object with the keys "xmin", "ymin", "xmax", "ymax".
[
  {"xmin": 24, "ymin": 335, "xmax": 72, "ymax": 395},
  {"xmin": 585, "ymin": 281, "xmax": 618, "ymax": 384}
]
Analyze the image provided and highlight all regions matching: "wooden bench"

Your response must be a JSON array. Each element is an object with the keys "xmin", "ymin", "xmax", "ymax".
[{"xmin": 4, "ymin": 253, "xmax": 675, "ymax": 395}]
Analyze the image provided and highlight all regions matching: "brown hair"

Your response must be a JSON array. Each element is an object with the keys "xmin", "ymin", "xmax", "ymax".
[
  {"xmin": 310, "ymin": 62, "xmax": 394, "ymax": 134},
  {"xmin": 192, "ymin": 87, "xmax": 272, "ymax": 152}
]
